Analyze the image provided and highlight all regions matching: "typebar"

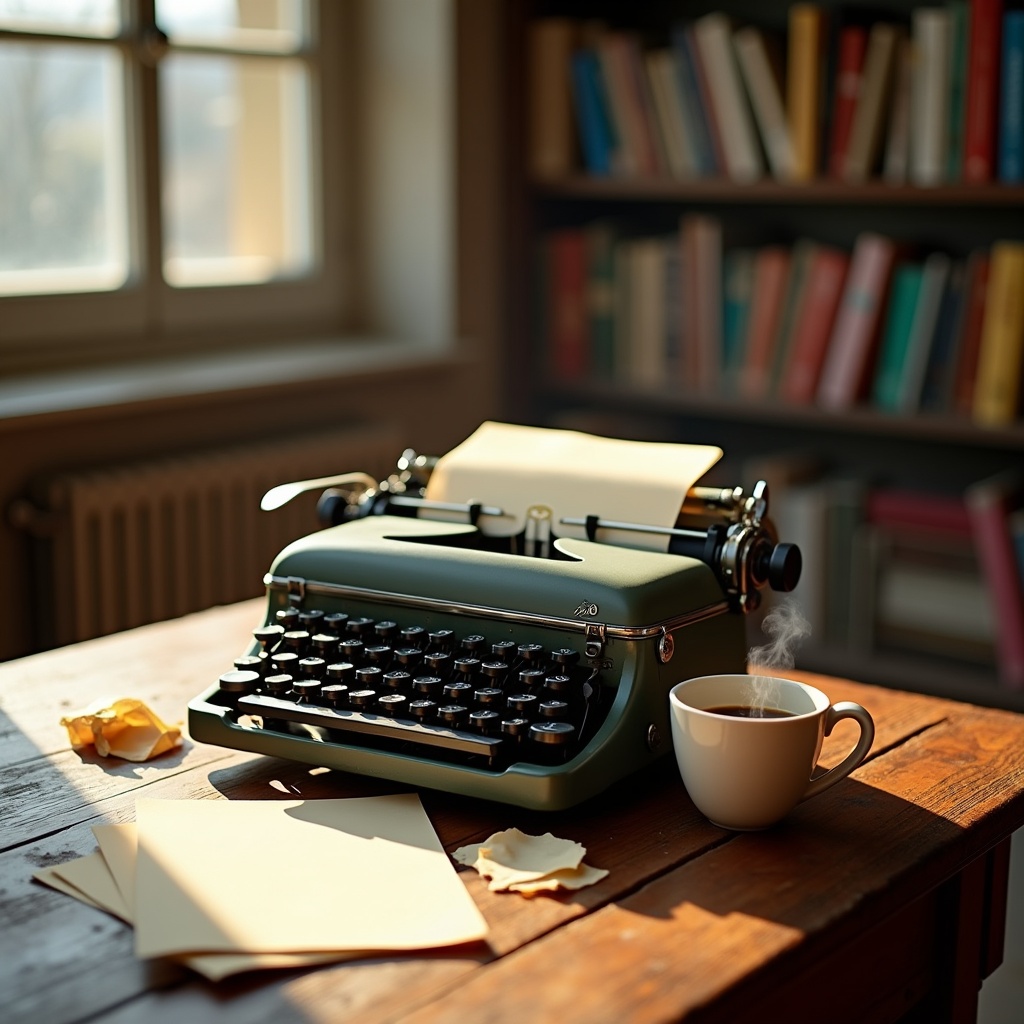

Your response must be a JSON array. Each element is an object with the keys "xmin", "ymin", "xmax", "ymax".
[{"xmin": 237, "ymin": 693, "xmax": 506, "ymax": 766}]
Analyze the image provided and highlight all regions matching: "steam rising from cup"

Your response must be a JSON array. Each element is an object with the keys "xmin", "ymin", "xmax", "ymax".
[{"xmin": 746, "ymin": 597, "xmax": 812, "ymax": 713}]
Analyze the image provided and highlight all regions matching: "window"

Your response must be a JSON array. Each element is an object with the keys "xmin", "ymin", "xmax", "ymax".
[{"xmin": 0, "ymin": 0, "xmax": 347, "ymax": 367}]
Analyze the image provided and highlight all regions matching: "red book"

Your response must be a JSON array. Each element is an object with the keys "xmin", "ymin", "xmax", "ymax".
[
  {"xmin": 866, "ymin": 487, "xmax": 973, "ymax": 537},
  {"xmin": 738, "ymin": 246, "xmax": 790, "ymax": 398},
  {"xmin": 952, "ymin": 251, "xmax": 992, "ymax": 415},
  {"xmin": 966, "ymin": 471, "xmax": 1024, "ymax": 688},
  {"xmin": 964, "ymin": 0, "xmax": 1004, "ymax": 182},
  {"xmin": 828, "ymin": 26, "xmax": 868, "ymax": 178},
  {"xmin": 547, "ymin": 230, "xmax": 589, "ymax": 380},
  {"xmin": 816, "ymin": 233, "xmax": 898, "ymax": 409},
  {"xmin": 781, "ymin": 246, "xmax": 850, "ymax": 402}
]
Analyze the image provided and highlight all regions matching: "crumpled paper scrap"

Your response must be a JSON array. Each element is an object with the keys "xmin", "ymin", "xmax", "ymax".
[
  {"xmin": 60, "ymin": 699, "xmax": 182, "ymax": 762},
  {"xmin": 453, "ymin": 828, "xmax": 608, "ymax": 895}
]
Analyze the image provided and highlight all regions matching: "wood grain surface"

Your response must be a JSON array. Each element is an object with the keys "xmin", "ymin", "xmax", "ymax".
[{"xmin": 2, "ymin": 599, "xmax": 1023, "ymax": 1024}]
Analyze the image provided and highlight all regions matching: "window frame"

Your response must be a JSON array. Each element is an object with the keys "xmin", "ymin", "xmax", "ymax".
[{"xmin": 0, "ymin": 0, "xmax": 351, "ymax": 375}]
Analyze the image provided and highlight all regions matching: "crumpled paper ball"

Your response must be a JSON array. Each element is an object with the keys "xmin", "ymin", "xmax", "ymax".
[{"xmin": 61, "ymin": 699, "xmax": 182, "ymax": 762}]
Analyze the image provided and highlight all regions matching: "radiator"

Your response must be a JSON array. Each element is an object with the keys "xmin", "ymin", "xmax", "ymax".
[{"xmin": 14, "ymin": 423, "xmax": 402, "ymax": 649}]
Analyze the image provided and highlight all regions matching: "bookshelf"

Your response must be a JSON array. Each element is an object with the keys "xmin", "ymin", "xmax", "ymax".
[{"xmin": 502, "ymin": 0, "xmax": 1024, "ymax": 709}]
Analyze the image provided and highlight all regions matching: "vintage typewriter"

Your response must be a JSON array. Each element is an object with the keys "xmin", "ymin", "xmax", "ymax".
[{"xmin": 188, "ymin": 423, "xmax": 801, "ymax": 810}]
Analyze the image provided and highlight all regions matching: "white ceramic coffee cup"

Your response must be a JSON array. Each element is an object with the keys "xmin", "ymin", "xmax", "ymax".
[{"xmin": 668, "ymin": 674, "xmax": 875, "ymax": 831}]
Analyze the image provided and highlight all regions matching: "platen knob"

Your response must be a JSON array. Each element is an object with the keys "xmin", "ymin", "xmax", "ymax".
[{"xmin": 767, "ymin": 542, "xmax": 802, "ymax": 592}]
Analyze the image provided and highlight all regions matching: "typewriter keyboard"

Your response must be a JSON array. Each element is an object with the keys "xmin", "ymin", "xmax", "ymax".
[{"xmin": 215, "ymin": 606, "xmax": 606, "ymax": 771}]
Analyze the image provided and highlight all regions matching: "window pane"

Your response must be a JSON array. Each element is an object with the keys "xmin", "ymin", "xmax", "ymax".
[
  {"xmin": 0, "ymin": 0, "xmax": 120, "ymax": 37},
  {"xmin": 156, "ymin": 0, "xmax": 307, "ymax": 53},
  {"xmin": 0, "ymin": 42, "xmax": 130, "ymax": 295},
  {"xmin": 160, "ymin": 54, "xmax": 313, "ymax": 287}
]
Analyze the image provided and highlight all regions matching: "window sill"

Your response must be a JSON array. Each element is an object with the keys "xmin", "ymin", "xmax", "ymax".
[{"xmin": 0, "ymin": 336, "xmax": 464, "ymax": 432}]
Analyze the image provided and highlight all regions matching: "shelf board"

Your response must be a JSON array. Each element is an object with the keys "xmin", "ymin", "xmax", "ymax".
[
  {"xmin": 534, "ymin": 175, "xmax": 1024, "ymax": 207},
  {"xmin": 543, "ymin": 379, "xmax": 1024, "ymax": 450}
]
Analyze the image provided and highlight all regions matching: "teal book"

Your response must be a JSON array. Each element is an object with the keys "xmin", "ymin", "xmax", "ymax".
[
  {"xmin": 872, "ymin": 263, "xmax": 924, "ymax": 411},
  {"xmin": 721, "ymin": 248, "xmax": 755, "ymax": 393},
  {"xmin": 946, "ymin": 1, "xmax": 969, "ymax": 180}
]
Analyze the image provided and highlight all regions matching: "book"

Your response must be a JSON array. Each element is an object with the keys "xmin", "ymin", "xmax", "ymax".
[
  {"xmin": 828, "ymin": 25, "xmax": 868, "ymax": 178},
  {"xmin": 867, "ymin": 486, "xmax": 974, "ymax": 537},
  {"xmin": 738, "ymin": 246, "xmax": 791, "ymax": 399},
  {"xmin": 644, "ymin": 49, "xmax": 698, "ymax": 179},
  {"xmin": 788, "ymin": 4, "xmax": 827, "ymax": 181},
  {"xmin": 972, "ymin": 241, "xmax": 1024, "ymax": 424},
  {"xmin": 733, "ymin": 26, "xmax": 796, "ymax": 180},
  {"xmin": 946, "ymin": 1, "xmax": 970, "ymax": 180},
  {"xmin": 817, "ymin": 233, "xmax": 898, "ymax": 409},
  {"xmin": 844, "ymin": 22, "xmax": 901, "ymax": 182},
  {"xmin": 626, "ymin": 237, "xmax": 668, "ymax": 387},
  {"xmin": 693, "ymin": 13, "xmax": 764, "ymax": 182},
  {"xmin": 663, "ymin": 238, "xmax": 682, "ymax": 378},
  {"xmin": 872, "ymin": 262, "xmax": 925, "ymax": 412},
  {"xmin": 670, "ymin": 25, "xmax": 719, "ymax": 176},
  {"xmin": 586, "ymin": 222, "xmax": 617, "ymax": 378},
  {"xmin": 722, "ymin": 248, "xmax": 756, "ymax": 393},
  {"xmin": 952, "ymin": 250, "xmax": 992, "ymax": 415},
  {"xmin": 883, "ymin": 32, "xmax": 915, "ymax": 183},
  {"xmin": 919, "ymin": 258, "xmax": 968, "ymax": 411},
  {"xmin": 767, "ymin": 239, "xmax": 817, "ymax": 395},
  {"xmin": 596, "ymin": 32, "xmax": 659, "ymax": 176},
  {"xmin": 570, "ymin": 49, "xmax": 615, "ymax": 176},
  {"xmin": 824, "ymin": 476, "xmax": 868, "ymax": 646},
  {"xmin": 546, "ymin": 229, "xmax": 589, "ymax": 381},
  {"xmin": 780, "ymin": 245, "xmax": 850, "ymax": 403},
  {"xmin": 964, "ymin": 0, "xmax": 1004, "ymax": 182},
  {"xmin": 896, "ymin": 251, "xmax": 952, "ymax": 412},
  {"xmin": 680, "ymin": 214, "xmax": 723, "ymax": 391},
  {"xmin": 527, "ymin": 18, "xmax": 579, "ymax": 180},
  {"xmin": 966, "ymin": 471, "xmax": 1024, "ymax": 687},
  {"xmin": 998, "ymin": 9, "xmax": 1024, "ymax": 182},
  {"xmin": 910, "ymin": 8, "xmax": 953, "ymax": 187}
]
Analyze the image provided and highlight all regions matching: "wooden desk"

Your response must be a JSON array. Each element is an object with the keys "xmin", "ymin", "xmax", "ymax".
[{"xmin": 3, "ymin": 599, "xmax": 1023, "ymax": 1024}]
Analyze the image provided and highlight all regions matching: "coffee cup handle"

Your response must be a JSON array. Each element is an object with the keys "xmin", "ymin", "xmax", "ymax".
[{"xmin": 801, "ymin": 701, "xmax": 875, "ymax": 802}]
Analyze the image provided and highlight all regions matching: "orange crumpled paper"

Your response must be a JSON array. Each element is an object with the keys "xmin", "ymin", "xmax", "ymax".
[{"xmin": 60, "ymin": 699, "xmax": 182, "ymax": 762}]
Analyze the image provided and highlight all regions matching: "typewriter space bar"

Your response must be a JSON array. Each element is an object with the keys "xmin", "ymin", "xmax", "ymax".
[{"xmin": 236, "ymin": 694, "xmax": 504, "ymax": 759}]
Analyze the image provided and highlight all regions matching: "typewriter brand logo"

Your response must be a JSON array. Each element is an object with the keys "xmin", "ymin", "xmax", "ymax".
[{"xmin": 574, "ymin": 601, "xmax": 599, "ymax": 618}]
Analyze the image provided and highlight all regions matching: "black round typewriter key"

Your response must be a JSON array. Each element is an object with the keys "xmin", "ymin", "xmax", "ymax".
[
  {"xmin": 378, "ymin": 692, "xmax": 408, "ymax": 716},
  {"xmin": 543, "ymin": 674, "xmax": 578, "ymax": 700},
  {"xmin": 365, "ymin": 644, "xmax": 393, "ymax": 667},
  {"xmin": 394, "ymin": 647, "xmax": 424, "ymax": 670},
  {"xmin": 323, "ymin": 612, "xmax": 349, "ymax": 632},
  {"xmin": 401, "ymin": 625, "xmax": 427, "ymax": 648},
  {"xmin": 264, "ymin": 673, "xmax": 293, "ymax": 697},
  {"xmin": 443, "ymin": 680, "xmax": 473, "ymax": 701},
  {"xmin": 538, "ymin": 699, "xmax": 570, "ymax": 720},
  {"xmin": 409, "ymin": 698, "xmax": 437, "ymax": 721},
  {"xmin": 219, "ymin": 670, "xmax": 259, "ymax": 696},
  {"xmin": 233, "ymin": 654, "xmax": 263, "ymax": 674},
  {"xmin": 348, "ymin": 688, "xmax": 377, "ymax": 709},
  {"xmin": 502, "ymin": 717, "xmax": 531, "ymax": 742},
  {"xmin": 412, "ymin": 675, "xmax": 443, "ymax": 698},
  {"xmin": 292, "ymin": 678, "xmax": 322, "ymax": 701},
  {"xmin": 298, "ymin": 609, "xmax": 325, "ymax": 629},
  {"xmin": 480, "ymin": 660, "xmax": 508, "ymax": 683},
  {"xmin": 460, "ymin": 634, "xmax": 487, "ymax": 652},
  {"xmin": 298, "ymin": 656, "xmax": 326, "ymax": 680},
  {"xmin": 529, "ymin": 720, "xmax": 576, "ymax": 758},
  {"xmin": 517, "ymin": 643, "xmax": 546, "ymax": 663},
  {"xmin": 453, "ymin": 656, "xmax": 481, "ymax": 678},
  {"xmin": 355, "ymin": 665, "xmax": 384, "ymax": 689},
  {"xmin": 337, "ymin": 638, "xmax": 364, "ymax": 663},
  {"xmin": 275, "ymin": 607, "xmax": 300, "ymax": 629},
  {"xmin": 271, "ymin": 651, "xmax": 300, "ymax": 674},
  {"xmin": 346, "ymin": 616, "xmax": 376, "ymax": 637},
  {"xmin": 311, "ymin": 633, "xmax": 339, "ymax": 656},
  {"xmin": 507, "ymin": 693, "xmax": 539, "ymax": 716},
  {"xmin": 326, "ymin": 661, "xmax": 355, "ymax": 683},
  {"xmin": 550, "ymin": 648, "xmax": 580, "ymax": 667},
  {"xmin": 474, "ymin": 687, "xmax": 504, "ymax": 707},
  {"xmin": 437, "ymin": 704, "xmax": 469, "ymax": 729},
  {"xmin": 518, "ymin": 668, "xmax": 546, "ymax": 691},
  {"xmin": 491, "ymin": 640, "xmax": 516, "ymax": 659},
  {"xmin": 283, "ymin": 629, "xmax": 311, "ymax": 654},
  {"xmin": 374, "ymin": 620, "xmax": 399, "ymax": 641},
  {"xmin": 253, "ymin": 624, "xmax": 285, "ymax": 652},
  {"xmin": 321, "ymin": 684, "xmax": 349, "ymax": 707},
  {"xmin": 424, "ymin": 652, "xmax": 452, "ymax": 675},
  {"xmin": 383, "ymin": 669, "xmax": 412, "ymax": 694},
  {"xmin": 469, "ymin": 709, "xmax": 501, "ymax": 734},
  {"xmin": 428, "ymin": 629, "xmax": 454, "ymax": 650}
]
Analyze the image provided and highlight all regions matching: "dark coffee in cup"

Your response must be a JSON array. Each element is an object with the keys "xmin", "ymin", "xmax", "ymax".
[{"xmin": 704, "ymin": 705, "xmax": 797, "ymax": 719}]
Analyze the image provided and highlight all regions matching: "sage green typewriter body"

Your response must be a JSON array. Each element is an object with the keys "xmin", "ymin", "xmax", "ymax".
[{"xmin": 188, "ymin": 516, "xmax": 746, "ymax": 810}]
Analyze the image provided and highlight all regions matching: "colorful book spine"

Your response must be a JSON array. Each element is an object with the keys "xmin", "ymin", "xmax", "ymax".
[
  {"xmin": 788, "ymin": 4, "xmax": 826, "ymax": 181},
  {"xmin": 896, "ymin": 251, "xmax": 952, "ymax": 412},
  {"xmin": 952, "ymin": 250, "xmax": 992, "ymax": 415},
  {"xmin": 739, "ymin": 246, "xmax": 790, "ymax": 398},
  {"xmin": 722, "ymin": 248, "xmax": 755, "ymax": 393},
  {"xmin": 527, "ymin": 18, "xmax": 578, "ymax": 180},
  {"xmin": 670, "ymin": 25, "xmax": 719, "ymax": 176},
  {"xmin": 919, "ymin": 259, "xmax": 968, "ymax": 412},
  {"xmin": 586, "ymin": 223, "xmax": 617, "ymax": 378},
  {"xmin": 946, "ymin": 1, "xmax": 970, "ymax": 180},
  {"xmin": 964, "ymin": 0, "xmax": 1004, "ymax": 182},
  {"xmin": 872, "ymin": 263, "xmax": 924, "ymax": 412},
  {"xmin": 998, "ymin": 10, "xmax": 1024, "ymax": 182},
  {"xmin": 547, "ymin": 230, "xmax": 589, "ymax": 381},
  {"xmin": 972, "ymin": 241, "xmax": 1024, "ymax": 424},
  {"xmin": 844, "ymin": 22, "xmax": 900, "ymax": 182},
  {"xmin": 828, "ymin": 25, "xmax": 868, "ymax": 178},
  {"xmin": 570, "ymin": 50, "xmax": 614, "ymax": 176},
  {"xmin": 910, "ymin": 8, "xmax": 952, "ymax": 187}
]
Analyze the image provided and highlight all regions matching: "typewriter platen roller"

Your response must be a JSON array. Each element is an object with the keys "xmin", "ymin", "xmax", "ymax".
[{"xmin": 188, "ymin": 424, "xmax": 801, "ymax": 810}]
